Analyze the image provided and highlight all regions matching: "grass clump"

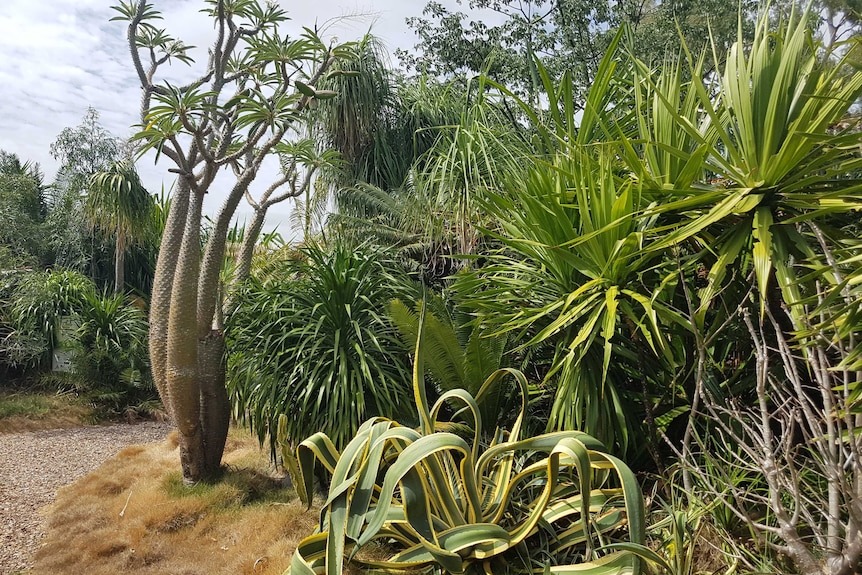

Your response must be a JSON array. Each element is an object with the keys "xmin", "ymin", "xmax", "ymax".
[
  {"xmin": 162, "ymin": 465, "xmax": 294, "ymax": 509},
  {"xmin": 0, "ymin": 394, "xmax": 53, "ymax": 418},
  {"xmin": 0, "ymin": 390, "xmax": 92, "ymax": 433}
]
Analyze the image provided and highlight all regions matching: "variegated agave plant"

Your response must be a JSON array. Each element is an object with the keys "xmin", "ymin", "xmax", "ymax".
[{"xmin": 281, "ymin": 318, "xmax": 647, "ymax": 575}]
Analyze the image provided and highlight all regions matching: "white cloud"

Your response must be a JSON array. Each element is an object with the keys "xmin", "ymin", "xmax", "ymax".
[{"xmin": 0, "ymin": 0, "xmax": 446, "ymax": 234}]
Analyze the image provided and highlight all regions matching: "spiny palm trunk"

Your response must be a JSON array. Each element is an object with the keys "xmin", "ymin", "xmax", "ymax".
[
  {"xmin": 167, "ymin": 188, "xmax": 206, "ymax": 482},
  {"xmin": 150, "ymin": 180, "xmax": 229, "ymax": 484},
  {"xmin": 150, "ymin": 180, "xmax": 190, "ymax": 423},
  {"xmin": 199, "ymin": 331, "xmax": 230, "ymax": 474},
  {"xmin": 232, "ymin": 207, "xmax": 266, "ymax": 291}
]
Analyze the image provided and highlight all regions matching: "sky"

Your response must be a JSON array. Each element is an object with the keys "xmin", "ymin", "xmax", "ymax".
[{"xmin": 0, "ymin": 0, "xmax": 436, "ymax": 234}]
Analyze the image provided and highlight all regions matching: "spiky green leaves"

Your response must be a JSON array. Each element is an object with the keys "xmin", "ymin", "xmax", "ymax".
[{"xmin": 227, "ymin": 242, "xmax": 414, "ymax": 453}]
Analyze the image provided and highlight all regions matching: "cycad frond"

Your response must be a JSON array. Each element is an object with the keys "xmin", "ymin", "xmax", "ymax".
[{"xmin": 389, "ymin": 298, "xmax": 468, "ymax": 392}]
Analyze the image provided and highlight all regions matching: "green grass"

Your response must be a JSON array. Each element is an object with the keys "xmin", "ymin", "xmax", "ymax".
[
  {"xmin": 163, "ymin": 465, "xmax": 295, "ymax": 509},
  {"xmin": 0, "ymin": 390, "xmax": 92, "ymax": 432},
  {"xmin": 0, "ymin": 393, "xmax": 55, "ymax": 418}
]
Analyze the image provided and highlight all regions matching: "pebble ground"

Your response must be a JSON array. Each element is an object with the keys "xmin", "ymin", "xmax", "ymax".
[{"xmin": 0, "ymin": 422, "xmax": 171, "ymax": 574}]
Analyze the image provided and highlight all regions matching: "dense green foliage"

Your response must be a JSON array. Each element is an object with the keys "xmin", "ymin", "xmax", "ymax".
[
  {"xmin": 227, "ymin": 242, "xmax": 415, "ymax": 451},
  {"xmin": 398, "ymin": 0, "xmax": 756, "ymax": 100},
  {"xmin": 72, "ymin": 290, "xmax": 153, "ymax": 414},
  {"xmin": 0, "ymin": 152, "xmax": 48, "ymax": 265},
  {"xmin": 0, "ymin": 112, "xmax": 157, "ymax": 384},
  {"xmin": 274, "ymin": 5, "xmax": 862, "ymax": 573},
  {"xmin": 0, "ymin": 269, "xmax": 154, "ymax": 413},
  {"xmin": 2, "ymin": 1, "xmax": 861, "ymax": 572},
  {"xmin": 283, "ymin": 330, "xmax": 646, "ymax": 575}
]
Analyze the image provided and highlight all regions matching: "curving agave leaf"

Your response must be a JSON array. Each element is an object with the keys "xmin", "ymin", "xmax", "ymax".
[{"xmin": 282, "ymin": 310, "xmax": 647, "ymax": 575}]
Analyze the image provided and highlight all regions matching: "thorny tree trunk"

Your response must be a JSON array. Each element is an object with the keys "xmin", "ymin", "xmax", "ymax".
[
  {"xmin": 149, "ymin": 175, "xmax": 231, "ymax": 482},
  {"xmin": 198, "ymin": 331, "xmax": 229, "ymax": 474},
  {"xmin": 149, "ymin": 179, "xmax": 191, "ymax": 425},
  {"xmin": 166, "ymin": 188, "xmax": 208, "ymax": 481},
  {"xmin": 233, "ymin": 207, "xmax": 266, "ymax": 288},
  {"xmin": 126, "ymin": 0, "xmax": 343, "ymax": 484}
]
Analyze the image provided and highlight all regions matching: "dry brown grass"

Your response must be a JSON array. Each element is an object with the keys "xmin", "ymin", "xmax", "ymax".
[{"xmin": 31, "ymin": 428, "xmax": 321, "ymax": 575}]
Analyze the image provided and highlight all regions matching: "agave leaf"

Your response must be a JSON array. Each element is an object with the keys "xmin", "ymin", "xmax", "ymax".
[{"xmin": 286, "ymin": 320, "xmax": 646, "ymax": 575}]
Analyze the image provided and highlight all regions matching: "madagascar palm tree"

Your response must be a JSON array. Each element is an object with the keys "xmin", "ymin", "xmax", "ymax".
[{"xmin": 88, "ymin": 160, "xmax": 154, "ymax": 294}]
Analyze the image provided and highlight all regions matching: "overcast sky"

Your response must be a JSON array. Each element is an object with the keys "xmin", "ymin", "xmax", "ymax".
[{"xmin": 0, "ymin": 0, "xmax": 438, "ymax": 234}]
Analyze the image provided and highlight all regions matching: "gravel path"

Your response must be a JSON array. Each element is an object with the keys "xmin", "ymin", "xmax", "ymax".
[{"xmin": 0, "ymin": 422, "xmax": 171, "ymax": 574}]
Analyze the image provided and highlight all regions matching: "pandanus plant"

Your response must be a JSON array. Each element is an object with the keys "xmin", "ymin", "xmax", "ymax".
[{"xmin": 281, "ymin": 311, "xmax": 647, "ymax": 575}]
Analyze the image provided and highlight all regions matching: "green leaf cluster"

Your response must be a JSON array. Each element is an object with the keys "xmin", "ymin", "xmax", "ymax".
[
  {"xmin": 446, "ymin": 4, "xmax": 862, "ymax": 455},
  {"xmin": 227, "ymin": 242, "xmax": 415, "ymax": 452},
  {"xmin": 282, "ymin": 321, "xmax": 646, "ymax": 575}
]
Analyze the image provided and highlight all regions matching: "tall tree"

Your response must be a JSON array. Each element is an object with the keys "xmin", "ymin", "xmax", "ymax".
[
  {"xmin": 87, "ymin": 161, "xmax": 154, "ymax": 294},
  {"xmin": 48, "ymin": 108, "xmax": 121, "ymax": 276},
  {"xmin": 0, "ymin": 151, "xmax": 48, "ymax": 265},
  {"xmin": 112, "ymin": 0, "xmax": 355, "ymax": 482},
  {"xmin": 50, "ymin": 107, "xmax": 120, "ymax": 191},
  {"xmin": 398, "ymin": 0, "xmax": 755, "ymax": 101}
]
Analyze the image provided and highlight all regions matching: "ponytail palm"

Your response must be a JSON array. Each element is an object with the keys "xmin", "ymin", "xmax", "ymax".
[{"xmin": 88, "ymin": 161, "xmax": 153, "ymax": 294}]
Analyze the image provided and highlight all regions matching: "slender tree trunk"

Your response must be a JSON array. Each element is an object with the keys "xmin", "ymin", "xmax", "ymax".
[
  {"xmin": 149, "ymin": 179, "xmax": 191, "ymax": 423},
  {"xmin": 233, "ymin": 207, "xmax": 266, "ymax": 289},
  {"xmin": 115, "ymin": 229, "xmax": 126, "ymax": 294},
  {"xmin": 199, "ymin": 331, "xmax": 230, "ymax": 475}
]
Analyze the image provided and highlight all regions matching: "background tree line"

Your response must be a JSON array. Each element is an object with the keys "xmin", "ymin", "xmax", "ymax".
[{"xmin": 2, "ymin": 0, "xmax": 861, "ymax": 571}]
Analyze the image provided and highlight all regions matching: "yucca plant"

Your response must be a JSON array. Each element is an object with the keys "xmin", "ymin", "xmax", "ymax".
[
  {"xmin": 640, "ymin": 6, "xmax": 862, "ymax": 321},
  {"xmin": 282, "ymin": 314, "xmax": 647, "ymax": 575},
  {"xmin": 626, "ymin": 53, "xmax": 710, "ymax": 194},
  {"xmin": 454, "ymin": 150, "xmax": 679, "ymax": 454}
]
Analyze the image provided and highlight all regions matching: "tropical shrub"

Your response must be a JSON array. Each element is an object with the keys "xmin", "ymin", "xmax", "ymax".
[
  {"xmin": 11, "ymin": 269, "xmax": 95, "ymax": 350},
  {"xmin": 71, "ymin": 290, "xmax": 154, "ymax": 415},
  {"xmin": 622, "ymin": 9, "xmax": 862, "ymax": 572},
  {"xmin": 1, "ymin": 269, "xmax": 155, "ymax": 412},
  {"xmin": 633, "ymin": 5, "xmax": 862, "ymax": 323},
  {"xmin": 453, "ymin": 151, "xmax": 680, "ymax": 456},
  {"xmin": 283, "ymin": 326, "xmax": 647, "ymax": 575},
  {"xmin": 227, "ymin": 241, "xmax": 416, "ymax": 453},
  {"xmin": 1, "ymin": 269, "xmax": 94, "ymax": 374},
  {"xmin": 0, "ymin": 257, "xmax": 45, "ymax": 374}
]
